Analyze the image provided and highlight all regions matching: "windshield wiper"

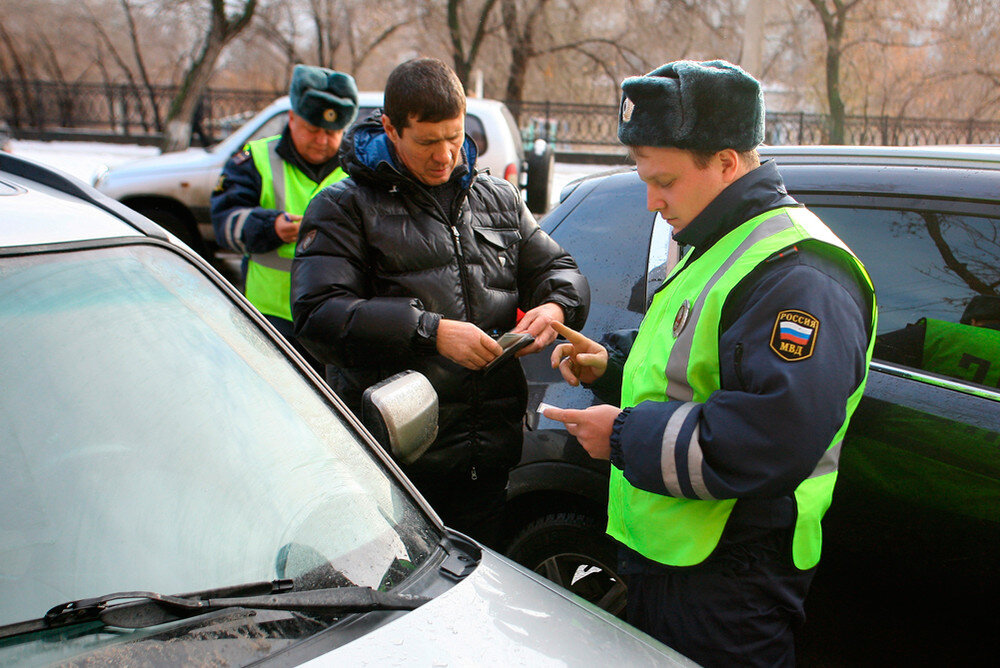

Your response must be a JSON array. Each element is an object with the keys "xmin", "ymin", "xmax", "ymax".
[{"xmin": 0, "ymin": 580, "xmax": 430, "ymax": 640}]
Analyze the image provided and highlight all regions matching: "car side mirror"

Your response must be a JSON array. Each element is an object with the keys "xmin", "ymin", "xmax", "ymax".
[{"xmin": 361, "ymin": 371, "xmax": 438, "ymax": 464}]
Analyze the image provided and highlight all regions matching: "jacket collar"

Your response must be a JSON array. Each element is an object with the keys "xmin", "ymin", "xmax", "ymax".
[
  {"xmin": 344, "ymin": 115, "xmax": 478, "ymax": 191},
  {"xmin": 672, "ymin": 159, "xmax": 799, "ymax": 253}
]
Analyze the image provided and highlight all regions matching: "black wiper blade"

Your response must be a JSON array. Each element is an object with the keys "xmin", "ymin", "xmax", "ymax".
[
  {"xmin": 0, "ymin": 578, "xmax": 294, "ymax": 640},
  {"xmin": 99, "ymin": 587, "xmax": 430, "ymax": 629},
  {"xmin": 0, "ymin": 583, "xmax": 431, "ymax": 638}
]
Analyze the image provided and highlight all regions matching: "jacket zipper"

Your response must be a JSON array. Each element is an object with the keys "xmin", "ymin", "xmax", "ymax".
[
  {"xmin": 442, "ymin": 187, "xmax": 478, "ymax": 482},
  {"xmin": 449, "ymin": 224, "xmax": 474, "ymax": 317}
]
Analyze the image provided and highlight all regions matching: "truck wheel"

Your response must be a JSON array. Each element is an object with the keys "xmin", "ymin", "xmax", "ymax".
[
  {"xmin": 524, "ymin": 141, "xmax": 555, "ymax": 215},
  {"xmin": 506, "ymin": 512, "xmax": 627, "ymax": 617}
]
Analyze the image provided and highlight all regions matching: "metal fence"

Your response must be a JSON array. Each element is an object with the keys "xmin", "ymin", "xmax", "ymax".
[
  {"xmin": 6, "ymin": 78, "xmax": 1000, "ymax": 150},
  {"xmin": 1, "ymin": 79, "xmax": 282, "ymax": 144},
  {"xmin": 514, "ymin": 100, "xmax": 1000, "ymax": 152}
]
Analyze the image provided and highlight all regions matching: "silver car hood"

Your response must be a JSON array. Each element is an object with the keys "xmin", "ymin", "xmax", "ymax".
[
  {"xmin": 306, "ymin": 549, "xmax": 697, "ymax": 666},
  {"xmin": 105, "ymin": 147, "xmax": 216, "ymax": 178}
]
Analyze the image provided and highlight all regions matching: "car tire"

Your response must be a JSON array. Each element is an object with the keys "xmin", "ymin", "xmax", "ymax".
[
  {"xmin": 506, "ymin": 512, "xmax": 627, "ymax": 617},
  {"xmin": 136, "ymin": 205, "xmax": 211, "ymax": 259},
  {"xmin": 524, "ymin": 141, "xmax": 555, "ymax": 215}
]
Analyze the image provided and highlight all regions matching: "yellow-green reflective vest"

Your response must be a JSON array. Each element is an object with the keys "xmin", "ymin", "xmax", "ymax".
[
  {"xmin": 245, "ymin": 135, "xmax": 347, "ymax": 321},
  {"xmin": 608, "ymin": 206, "xmax": 877, "ymax": 571},
  {"xmin": 923, "ymin": 318, "xmax": 1000, "ymax": 387}
]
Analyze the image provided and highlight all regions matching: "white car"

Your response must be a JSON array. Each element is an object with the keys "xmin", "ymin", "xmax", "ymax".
[
  {"xmin": 93, "ymin": 93, "xmax": 552, "ymax": 259},
  {"xmin": 0, "ymin": 152, "xmax": 690, "ymax": 667}
]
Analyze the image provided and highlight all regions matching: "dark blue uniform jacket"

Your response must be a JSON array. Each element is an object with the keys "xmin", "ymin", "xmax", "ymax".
[{"xmin": 595, "ymin": 160, "xmax": 874, "ymax": 539}]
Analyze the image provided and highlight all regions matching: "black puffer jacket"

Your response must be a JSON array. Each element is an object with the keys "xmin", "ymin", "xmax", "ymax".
[{"xmin": 291, "ymin": 116, "xmax": 589, "ymax": 480}]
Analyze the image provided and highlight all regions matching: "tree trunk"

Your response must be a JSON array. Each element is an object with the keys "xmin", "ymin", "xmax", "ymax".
[
  {"xmin": 447, "ymin": 0, "xmax": 498, "ymax": 89},
  {"xmin": 161, "ymin": 0, "xmax": 256, "ymax": 153},
  {"xmin": 826, "ymin": 44, "xmax": 845, "ymax": 144}
]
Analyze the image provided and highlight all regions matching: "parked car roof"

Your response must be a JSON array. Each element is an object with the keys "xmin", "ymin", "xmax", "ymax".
[{"xmin": 560, "ymin": 144, "xmax": 1000, "ymax": 204}]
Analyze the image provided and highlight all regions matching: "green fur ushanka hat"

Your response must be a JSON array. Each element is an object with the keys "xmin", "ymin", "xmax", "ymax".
[
  {"xmin": 289, "ymin": 64, "xmax": 359, "ymax": 131},
  {"xmin": 617, "ymin": 59, "xmax": 765, "ymax": 152}
]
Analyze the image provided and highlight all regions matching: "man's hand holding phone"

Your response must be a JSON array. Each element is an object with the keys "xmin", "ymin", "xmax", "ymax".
[{"xmin": 483, "ymin": 331, "xmax": 535, "ymax": 373}]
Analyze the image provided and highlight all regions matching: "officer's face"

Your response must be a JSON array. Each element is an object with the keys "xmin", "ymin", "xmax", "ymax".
[
  {"xmin": 383, "ymin": 114, "xmax": 465, "ymax": 186},
  {"xmin": 288, "ymin": 112, "xmax": 344, "ymax": 165},
  {"xmin": 633, "ymin": 146, "xmax": 735, "ymax": 233}
]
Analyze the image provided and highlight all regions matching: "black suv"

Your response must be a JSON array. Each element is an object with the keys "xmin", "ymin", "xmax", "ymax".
[{"xmin": 504, "ymin": 145, "xmax": 1000, "ymax": 662}]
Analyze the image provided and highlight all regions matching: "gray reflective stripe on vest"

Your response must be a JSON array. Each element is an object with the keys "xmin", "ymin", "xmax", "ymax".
[
  {"xmin": 810, "ymin": 440, "xmax": 842, "ymax": 478},
  {"xmin": 224, "ymin": 208, "xmax": 251, "ymax": 253},
  {"xmin": 267, "ymin": 145, "xmax": 287, "ymax": 212},
  {"xmin": 249, "ymin": 142, "xmax": 289, "ymax": 272},
  {"xmin": 665, "ymin": 212, "xmax": 796, "ymax": 401},
  {"xmin": 250, "ymin": 252, "xmax": 292, "ymax": 272}
]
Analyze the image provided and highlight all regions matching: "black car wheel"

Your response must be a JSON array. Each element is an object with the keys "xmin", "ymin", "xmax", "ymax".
[{"xmin": 506, "ymin": 512, "xmax": 627, "ymax": 617}]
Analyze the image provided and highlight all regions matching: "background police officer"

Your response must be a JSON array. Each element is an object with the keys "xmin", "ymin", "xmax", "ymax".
[
  {"xmin": 212, "ymin": 65, "xmax": 358, "ymax": 373},
  {"xmin": 544, "ymin": 60, "xmax": 876, "ymax": 666},
  {"xmin": 875, "ymin": 294, "xmax": 1000, "ymax": 385}
]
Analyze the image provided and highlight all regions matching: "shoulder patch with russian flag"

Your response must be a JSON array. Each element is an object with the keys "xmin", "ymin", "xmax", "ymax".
[{"xmin": 770, "ymin": 309, "xmax": 819, "ymax": 361}]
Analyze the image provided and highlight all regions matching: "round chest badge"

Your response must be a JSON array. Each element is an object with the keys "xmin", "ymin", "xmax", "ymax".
[
  {"xmin": 323, "ymin": 108, "xmax": 338, "ymax": 123},
  {"xmin": 672, "ymin": 299, "xmax": 691, "ymax": 338}
]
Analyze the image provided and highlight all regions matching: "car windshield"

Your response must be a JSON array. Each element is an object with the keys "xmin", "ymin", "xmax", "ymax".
[{"xmin": 0, "ymin": 244, "xmax": 438, "ymax": 629}]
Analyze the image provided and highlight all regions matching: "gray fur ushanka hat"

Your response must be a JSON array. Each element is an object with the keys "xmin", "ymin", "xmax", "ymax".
[
  {"xmin": 289, "ymin": 64, "xmax": 359, "ymax": 131},
  {"xmin": 617, "ymin": 59, "xmax": 764, "ymax": 152}
]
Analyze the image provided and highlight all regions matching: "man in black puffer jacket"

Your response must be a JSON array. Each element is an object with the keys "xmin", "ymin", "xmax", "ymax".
[{"xmin": 291, "ymin": 58, "xmax": 589, "ymax": 548}]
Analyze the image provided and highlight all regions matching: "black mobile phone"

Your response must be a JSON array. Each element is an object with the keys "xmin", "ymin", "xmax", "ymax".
[{"xmin": 483, "ymin": 331, "xmax": 534, "ymax": 373}]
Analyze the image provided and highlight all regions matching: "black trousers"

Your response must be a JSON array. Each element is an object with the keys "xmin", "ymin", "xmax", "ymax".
[
  {"xmin": 403, "ymin": 465, "xmax": 508, "ymax": 551},
  {"xmin": 623, "ymin": 522, "xmax": 815, "ymax": 668}
]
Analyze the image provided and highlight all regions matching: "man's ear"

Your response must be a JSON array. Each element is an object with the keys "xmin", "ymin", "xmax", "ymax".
[
  {"xmin": 717, "ymin": 148, "xmax": 742, "ymax": 184},
  {"xmin": 381, "ymin": 114, "xmax": 399, "ymax": 142}
]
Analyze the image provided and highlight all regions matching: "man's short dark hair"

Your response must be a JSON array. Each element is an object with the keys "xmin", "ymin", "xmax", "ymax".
[{"xmin": 383, "ymin": 58, "xmax": 466, "ymax": 133}]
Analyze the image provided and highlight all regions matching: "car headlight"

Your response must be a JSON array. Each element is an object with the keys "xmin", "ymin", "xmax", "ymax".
[{"xmin": 91, "ymin": 164, "xmax": 110, "ymax": 189}]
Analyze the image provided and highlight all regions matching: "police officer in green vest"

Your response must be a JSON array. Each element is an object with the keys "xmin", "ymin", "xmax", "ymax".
[
  {"xmin": 543, "ymin": 60, "xmax": 877, "ymax": 666},
  {"xmin": 876, "ymin": 294, "xmax": 1000, "ymax": 386},
  {"xmin": 212, "ymin": 65, "xmax": 358, "ymax": 373}
]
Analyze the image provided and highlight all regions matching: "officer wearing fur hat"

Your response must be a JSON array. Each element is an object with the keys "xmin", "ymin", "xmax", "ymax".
[
  {"xmin": 543, "ymin": 60, "xmax": 876, "ymax": 666},
  {"xmin": 211, "ymin": 65, "xmax": 358, "ymax": 372}
]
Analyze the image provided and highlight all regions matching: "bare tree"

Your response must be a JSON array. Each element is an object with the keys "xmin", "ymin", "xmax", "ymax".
[
  {"xmin": 445, "ymin": 0, "xmax": 501, "ymax": 86},
  {"xmin": 342, "ymin": 1, "xmax": 421, "ymax": 73},
  {"xmin": 0, "ymin": 21, "xmax": 38, "ymax": 128},
  {"xmin": 161, "ymin": 0, "xmax": 258, "ymax": 153},
  {"xmin": 498, "ymin": 0, "xmax": 653, "ymax": 114},
  {"xmin": 120, "ymin": 0, "xmax": 163, "ymax": 131},
  {"xmin": 806, "ymin": 0, "xmax": 866, "ymax": 144}
]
